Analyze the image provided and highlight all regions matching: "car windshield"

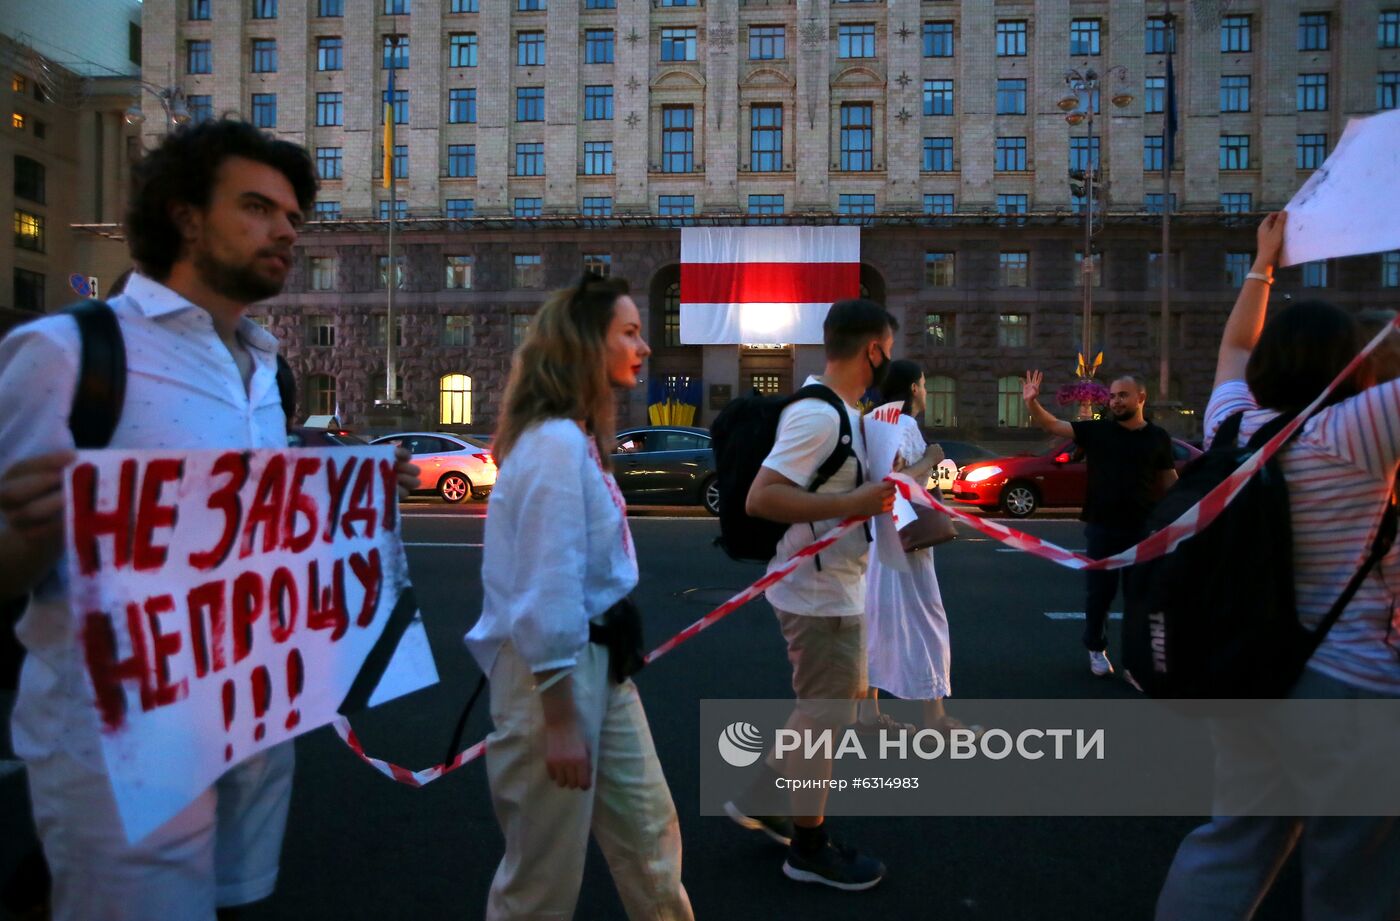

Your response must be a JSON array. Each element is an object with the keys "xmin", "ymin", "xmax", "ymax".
[{"xmin": 329, "ymin": 433, "xmax": 367, "ymax": 446}]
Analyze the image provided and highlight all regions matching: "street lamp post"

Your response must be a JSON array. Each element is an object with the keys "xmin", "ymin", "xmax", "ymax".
[
  {"xmin": 123, "ymin": 82, "xmax": 192, "ymax": 129},
  {"xmin": 1058, "ymin": 66, "xmax": 1133, "ymax": 418}
]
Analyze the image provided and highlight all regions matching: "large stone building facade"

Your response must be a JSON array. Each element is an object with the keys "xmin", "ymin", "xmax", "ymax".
[{"xmin": 103, "ymin": 0, "xmax": 1400, "ymax": 434}]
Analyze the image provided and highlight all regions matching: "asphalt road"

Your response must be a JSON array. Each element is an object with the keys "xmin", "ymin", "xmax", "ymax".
[{"xmin": 1, "ymin": 507, "xmax": 1313, "ymax": 921}]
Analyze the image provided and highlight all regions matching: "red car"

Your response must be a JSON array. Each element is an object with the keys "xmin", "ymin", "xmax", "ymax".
[{"xmin": 950, "ymin": 437, "xmax": 1203, "ymax": 518}]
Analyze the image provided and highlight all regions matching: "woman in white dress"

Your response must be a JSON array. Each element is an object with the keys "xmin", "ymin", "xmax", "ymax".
[{"xmin": 864, "ymin": 360, "xmax": 958, "ymax": 730}]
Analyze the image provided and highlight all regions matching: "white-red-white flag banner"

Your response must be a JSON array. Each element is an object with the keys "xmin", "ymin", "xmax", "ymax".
[{"xmin": 679, "ymin": 226, "xmax": 860, "ymax": 345}]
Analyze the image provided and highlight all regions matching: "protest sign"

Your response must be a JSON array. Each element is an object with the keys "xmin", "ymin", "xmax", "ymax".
[
  {"xmin": 1280, "ymin": 109, "xmax": 1400, "ymax": 267},
  {"xmin": 64, "ymin": 446, "xmax": 437, "ymax": 842}
]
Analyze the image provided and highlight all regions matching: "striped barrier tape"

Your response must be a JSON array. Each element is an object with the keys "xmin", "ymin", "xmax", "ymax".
[{"xmin": 335, "ymin": 315, "xmax": 1396, "ymax": 785}]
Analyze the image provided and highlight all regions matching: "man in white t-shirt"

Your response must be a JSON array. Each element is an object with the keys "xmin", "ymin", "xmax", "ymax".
[{"xmin": 726, "ymin": 299, "xmax": 898, "ymax": 891}]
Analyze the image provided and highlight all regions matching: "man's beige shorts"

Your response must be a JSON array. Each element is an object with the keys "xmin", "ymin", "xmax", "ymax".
[{"xmin": 775, "ymin": 609, "xmax": 867, "ymax": 726}]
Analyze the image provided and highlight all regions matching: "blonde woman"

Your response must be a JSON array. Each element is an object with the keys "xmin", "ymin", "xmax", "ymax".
[{"xmin": 465, "ymin": 274, "xmax": 693, "ymax": 920}]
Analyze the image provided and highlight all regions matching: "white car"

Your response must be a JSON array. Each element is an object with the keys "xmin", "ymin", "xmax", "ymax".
[{"xmin": 369, "ymin": 432, "xmax": 498, "ymax": 503}]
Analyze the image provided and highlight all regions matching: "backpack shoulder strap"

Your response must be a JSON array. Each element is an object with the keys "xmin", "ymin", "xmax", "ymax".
[
  {"xmin": 1309, "ymin": 496, "xmax": 1399, "ymax": 651},
  {"xmin": 275, "ymin": 354, "xmax": 296, "ymax": 424},
  {"xmin": 1243, "ymin": 410, "xmax": 1300, "ymax": 453},
  {"xmin": 789, "ymin": 383, "xmax": 857, "ymax": 494},
  {"xmin": 67, "ymin": 299, "xmax": 125, "ymax": 449}
]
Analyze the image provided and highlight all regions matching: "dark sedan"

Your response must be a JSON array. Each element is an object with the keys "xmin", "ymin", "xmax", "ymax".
[
  {"xmin": 287, "ymin": 427, "xmax": 367, "ymax": 448},
  {"xmin": 613, "ymin": 426, "xmax": 718, "ymax": 514}
]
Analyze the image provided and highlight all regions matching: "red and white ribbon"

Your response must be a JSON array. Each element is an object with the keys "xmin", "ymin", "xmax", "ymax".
[{"xmin": 336, "ymin": 316, "xmax": 1395, "ymax": 785}]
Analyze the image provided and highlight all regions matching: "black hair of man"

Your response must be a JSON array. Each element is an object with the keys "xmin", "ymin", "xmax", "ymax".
[
  {"xmin": 125, "ymin": 117, "xmax": 318, "ymax": 281},
  {"xmin": 824, "ymin": 298, "xmax": 898, "ymax": 360}
]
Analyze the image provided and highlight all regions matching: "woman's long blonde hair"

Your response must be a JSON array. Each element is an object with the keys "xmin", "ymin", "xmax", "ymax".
[{"xmin": 493, "ymin": 273, "xmax": 630, "ymax": 470}]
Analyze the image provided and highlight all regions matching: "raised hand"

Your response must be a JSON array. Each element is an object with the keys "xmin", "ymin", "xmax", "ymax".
[
  {"xmin": 1255, "ymin": 211, "xmax": 1287, "ymax": 270},
  {"xmin": 1022, "ymin": 370, "xmax": 1044, "ymax": 404}
]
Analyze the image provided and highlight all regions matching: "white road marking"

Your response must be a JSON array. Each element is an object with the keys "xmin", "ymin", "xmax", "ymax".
[{"xmin": 1043, "ymin": 612, "xmax": 1122, "ymax": 621}]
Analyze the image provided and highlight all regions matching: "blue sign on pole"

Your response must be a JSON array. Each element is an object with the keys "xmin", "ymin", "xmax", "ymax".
[{"xmin": 70, "ymin": 274, "xmax": 92, "ymax": 297}]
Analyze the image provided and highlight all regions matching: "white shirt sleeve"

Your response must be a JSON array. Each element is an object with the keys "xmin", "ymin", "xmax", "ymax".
[
  {"xmin": 761, "ymin": 399, "xmax": 842, "ymax": 487},
  {"xmin": 1312, "ymin": 378, "xmax": 1400, "ymax": 480},
  {"xmin": 498, "ymin": 423, "xmax": 592, "ymax": 673},
  {"xmin": 0, "ymin": 318, "xmax": 80, "ymax": 477},
  {"xmin": 1203, "ymin": 380, "xmax": 1258, "ymax": 450}
]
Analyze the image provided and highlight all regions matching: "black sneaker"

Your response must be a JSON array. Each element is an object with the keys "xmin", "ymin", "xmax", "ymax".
[
  {"xmin": 782, "ymin": 840, "xmax": 886, "ymax": 891},
  {"xmin": 724, "ymin": 801, "xmax": 793, "ymax": 846}
]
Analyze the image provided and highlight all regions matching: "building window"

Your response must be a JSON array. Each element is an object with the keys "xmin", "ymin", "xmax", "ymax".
[
  {"xmin": 748, "ymin": 194, "xmax": 784, "ymax": 217},
  {"xmin": 450, "ymin": 33, "xmax": 478, "ymax": 67},
  {"xmin": 382, "ymin": 35, "xmax": 408, "ymax": 70},
  {"xmin": 1379, "ymin": 72, "xmax": 1400, "ymax": 110},
  {"xmin": 383, "ymin": 88, "xmax": 408, "ymax": 124},
  {"xmin": 999, "ymin": 254, "xmax": 1029, "ymax": 288},
  {"xmin": 315, "ymin": 92, "xmax": 342, "ymax": 126},
  {"xmin": 1145, "ymin": 193, "xmax": 1178, "ymax": 214},
  {"xmin": 307, "ymin": 374, "xmax": 336, "ymax": 416},
  {"xmin": 1220, "ymin": 135, "xmax": 1250, "ymax": 170},
  {"xmin": 1382, "ymin": 10, "xmax": 1400, "ymax": 49},
  {"xmin": 995, "ymin": 137, "xmax": 1027, "ymax": 172},
  {"xmin": 662, "ymin": 106, "xmax": 694, "ymax": 173},
  {"xmin": 584, "ymin": 85, "xmax": 614, "ymax": 120},
  {"xmin": 1301, "ymin": 261, "xmax": 1328, "ymax": 288},
  {"xmin": 923, "ymin": 21, "xmax": 953, "ymax": 58},
  {"xmin": 996, "ymin": 194, "xmax": 1028, "ymax": 222},
  {"xmin": 517, "ymin": 31, "xmax": 545, "ymax": 66},
  {"xmin": 1147, "ymin": 251, "xmax": 1179, "ymax": 288},
  {"xmin": 391, "ymin": 144, "xmax": 408, "ymax": 179},
  {"xmin": 444, "ymin": 255, "xmax": 473, "ymax": 289},
  {"xmin": 14, "ymin": 156, "xmax": 45, "ymax": 204},
  {"xmin": 660, "ymin": 27, "xmax": 697, "ymax": 62},
  {"xmin": 516, "ymin": 87, "xmax": 544, "ymax": 122},
  {"xmin": 1297, "ymin": 74, "xmax": 1328, "ymax": 112},
  {"xmin": 448, "ymin": 88, "xmax": 476, "ymax": 124},
  {"xmin": 385, "ymin": 0, "xmax": 410, "ymax": 12},
  {"xmin": 1220, "ymin": 192, "xmax": 1253, "ymax": 213},
  {"xmin": 1070, "ymin": 19, "xmax": 1100, "ymax": 56},
  {"xmin": 923, "ymin": 252, "xmax": 954, "ymax": 288},
  {"xmin": 513, "ymin": 254, "xmax": 542, "ymax": 288},
  {"xmin": 838, "ymin": 24, "xmax": 876, "ymax": 58},
  {"xmin": 1381, "ymin": 251, "xmax": 1400, "ymax": 287},
  {"xmin": 1220, "ymin": 75, "xmax": 1250, "ymax": 112},
  {"xmin": 314, "ymin": 201, "xmax": 341, "ymax": 220},
  {"xmin": 995, "ymin": 78, "xmax": 1027, "ymax": 116},
  {"xmin": 583, "ymin": 141, "xmax": 614, "ymax": 175},
  {"xmin": 447, "ymin": 144, "xmax": 475, "ymax": 177},
  {"xmin": 923, "ymin": 79, "xmax": 954, "ymax": 116},
  {"xmin": 518, "ymin": 0, "xmax": 545, "ymax": 9},
  {"xmin": 445, "ymin": 198, "xmax": 474, "ymax": 219},
  {"xmin": 925, "ymin": 313, "xmax": 954, "ymax": 349},
  {"xmin": 1146, "ymin": 16, "xmax": 1176, "ymax": 54},
  {"xmin": 659, "ymin": 0, "xmax": 696, "ymax": 6},
  {"xmin": 1298, "ymin": 13, "xmax": 1329, "ymax": 51},
  {"xmin": 996, "ymin": 20, "xmax": 1027, "ymax": 56},
  {"xmin": 377, "ymin": 200, "xmax": 408, "ymax": 220},
  {"xmin": 1069, "ymin": 136, "xmax": 1100, "ymax": 171},
  {"xmin": 924, "ymin": 194, "xmax": 954, "ymax": 215},
  {"xmin": 512, "ymin": 141, "xmax": 537, "ymax": 175},
  {"xmin": 253, "ymin": 0, "xmax": 278, "ymax": 18},
  {"xmin": 377, "ymin": 254, "xmax": 405, "ymax": 287},
  {"xmin": 438, "ymin": 374, "xmax": 473, "ymax": 425},
  {"xmin": 315, "ymin": 147, "xmax": 342, "ymax": 180},
  {"xmin": 514, "ymin": 197, "xmax": 542, "ymax": 217},
  {"xmin": 443, "ymin": 316, "xmax": 473, "ymax": 348},
  {"xmin": 1144, "ymin": 135, "xmax": 1165, "ymax": 172},
  {"xmin": 1224, "ymin": 252, "xmax": 1252, "ymax": 289},
  {"xmin": 1075, "ymin": 251, "xmax": 1102, "ymax": 287},
  {"xmin": 750, "ymin": 105, "xmax": 782, "ymax": 172},
  {"xmin": 582, "ymin": 253, "xmax": 611, "ymax": 277},
  {"xmin": 925, "ymin": 376, "xmax": 956, "ymax": 427},
  {"xmin": 451, "ymin": 0, "xmax": 478, "ymax": 10},
  {"xmin": 1145, "ymin": 76, "xmax": 1165, "ymax": 114},
  {"xmin": 1297, "ymin": 133, "xmax": 1327, "ymax": 170},
  {"xmin": 10, "ymin": 211, "xmax": 41, "ymax": 254},
  {"xmin": 585, "ymin": 0, "xmax": 614, "ymax": 8},
  {"xmin": 250, "ymin": 39, "xmax": 277, "ymax": 73},
  {"xmin": 190, "ymin": 0, "xmax": 211, "ymax": 19},
  {"xmin": 251, "ymin": 93, "xmax": 276, "ymax": 128},
  {"xmin": 13, "ymin": 267, "xmax": 43, "ymax": 312},
  {"xmin": 750, "ymin": 25, "xmax": 785, "ymax": 60},
  {"xmin": 308, "ymin": 315, "xmax": 335, "ymax": 347},
  {"xmin": 316, "ymin": 37, "xmax": 343, "ymax": 71},
  {"xmin": 188, "ymin": 95, "xmax": 213, "ymax": 123},
  {"xmin": 922, "ymin": 137, "xmax": 954, "ymax": 172},
  {"xmin": 583, "ymin": 196, "xmax": 612, "ymax": 217},
  {"xmin": 997, "ymin": 317, "xmax": 1030, "ymax": 353},
  {"xmin": 652, "ymin": 282, "xmax": 679, "ymax": 346},
  {"xmin": 839, "ymin": 103, "xmax": 873, "ymax": 171},
  {"xmin": 837, "ymin": 195, "xmax": 876, "ymax": 224},
  {"xmin": 319, "ymin": 0, "xmax": 343, "ymax": 14},
  {"xmin": 511, "ymin": 315, "xmax": 532, "ymax": 348},
  {"xmin": 997, "ymin": 376, "xmax": 1028, "ymax": 427},
  {"xmin": 1221, "ymin": 14, "xmax": 1251, "ymax": 52},
  {"xmin": 750, "ymin": 374, "xmax": 782, "ymax": 396},
  {"xmin": 585, "ymin": 29, "xmax": 614, "ymax": 64},
  {"xmin": 658, "ymin": 195, "xmax": 695, "ymax": 218},
  {"xmin": 308, "ymin": 257, "xmax": 336, "ymax": 292},
  {"xmin": 188, "ymin": 40, "xmax": 212, "ymax": 74}
]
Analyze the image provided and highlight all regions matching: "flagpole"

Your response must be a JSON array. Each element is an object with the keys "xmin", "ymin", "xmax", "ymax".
[
  {"xmin": 1159, "ymin": 0, "xmax": 1173, "ymax": 402},
  {"xmin": 384, "ymin": 36, "xmax": 398, "ymax": 407}
]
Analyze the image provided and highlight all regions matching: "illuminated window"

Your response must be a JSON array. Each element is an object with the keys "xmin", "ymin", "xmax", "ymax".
[
  {"xmin": 439, "ymin": 374, "xmax": 473, "ymax": 424},
  {"xmin": 14, "ymin": 209, "xmax": 44, "ymax": 252}
]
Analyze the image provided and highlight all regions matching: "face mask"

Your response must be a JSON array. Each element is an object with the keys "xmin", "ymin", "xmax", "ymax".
[{"xmin": 868, "ymin": 345, "xmax": 891, "ymax": 389}]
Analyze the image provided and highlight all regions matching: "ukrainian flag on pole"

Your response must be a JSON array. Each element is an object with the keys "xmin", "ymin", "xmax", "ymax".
[{"xmin": 382, "ymin": 64, "xmax": 395, "ymax": 190}]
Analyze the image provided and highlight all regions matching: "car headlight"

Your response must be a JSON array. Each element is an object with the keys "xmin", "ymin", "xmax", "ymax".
[{"xmin": 964, "ymin": 465, "xmax": 1003, "ymax": 483}]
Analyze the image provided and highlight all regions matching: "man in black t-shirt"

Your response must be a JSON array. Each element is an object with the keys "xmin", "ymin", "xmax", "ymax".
[{"xmin": 1022, "ymin": 372, "xmax": 1177, "ymax": 677}]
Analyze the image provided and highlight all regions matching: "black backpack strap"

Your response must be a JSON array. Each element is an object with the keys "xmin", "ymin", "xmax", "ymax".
[
  {"xmin": 275, "ymin": 354, "xmax": 296, "ymax": 424},
  {"xmin": 67, "ymin": 300, "xmax": 125, "ymax": 449},
  {"xmin": 790, "ymin": 384, "xmax": 859, "ymax": 493},
  {"xmin": 1308, "ymin": 496, "xmax": 1399, "ymax": 653}
]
